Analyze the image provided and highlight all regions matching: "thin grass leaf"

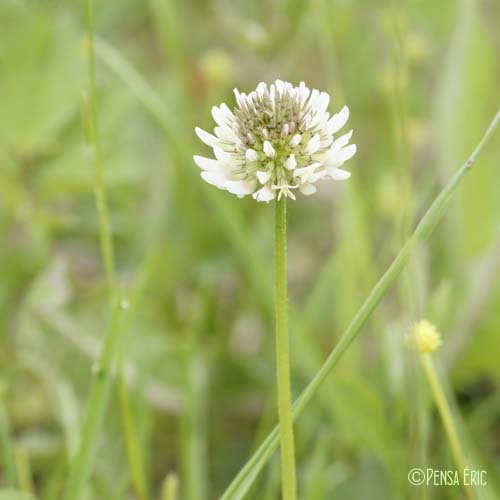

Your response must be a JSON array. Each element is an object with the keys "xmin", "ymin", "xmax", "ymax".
[
  {"xmin": 118, "ymin": 352, "xmax": 149, "ymax": 500},
  {"xmin": 81, "ymin": 21, "xmax": 115, "ymax": 292},
  {"xmin": 63, "ymin": 295, "xmax": 127, "ymax": 500},
  {"xmin": 78, "ymin": 3, "xmax": 148, "ymax": 498},
  {"xmin": 0, "ymin": 404, "xmax": 19, "ymax": 488},
  {"xmin": 162, "ymin": 473, "xmax": 179, "ymax": 500}
]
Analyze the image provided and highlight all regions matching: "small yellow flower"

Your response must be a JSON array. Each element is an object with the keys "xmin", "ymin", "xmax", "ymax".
[{"xmin": 407, "ymin": 320, "xmax": 442, "ymax": 354}]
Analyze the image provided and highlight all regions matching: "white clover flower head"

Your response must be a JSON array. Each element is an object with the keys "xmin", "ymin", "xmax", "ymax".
[{"xmin": 194, "ymin": 80, "xmax": 356, "ymax": 202}]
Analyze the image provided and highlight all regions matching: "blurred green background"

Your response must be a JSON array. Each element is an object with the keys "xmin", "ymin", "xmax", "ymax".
[{"xmin": 1, "ymin": 0, "xmax": 500, "ymax": 499}]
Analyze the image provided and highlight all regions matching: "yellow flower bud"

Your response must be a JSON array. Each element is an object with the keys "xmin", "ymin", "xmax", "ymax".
[{"xmin": 407, "ymin": 320, "xmax": 442, "ymax": 354}]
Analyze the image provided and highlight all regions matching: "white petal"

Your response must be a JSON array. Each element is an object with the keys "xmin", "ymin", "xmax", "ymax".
[
  {"xmin": 328, "ymin": 144, "xmax": 357, "ymax": 167},
  {"xmin": 256, "ymin": 82, "xmax": 267, "ymax": 97},
  {"xmin": 306, "ymin": 134, "xmax": 321, "ymax": 155},
  {"xmin": 263, "ymin": 141, "xmax": 276, "ymax": 158},
  {"xmin": 195, "ymin": 127, "xmax": 219, "ymax": 148},
  {"xmin": 256, "ymin": 170, "xmax": 272, "ymax": 184},
  {"xmin": 293, "ymin": 162, "xmax": 321, "ymax": 181},
  {"xmin": 308, "ymin": 89, "xmax": 320, "ymax": 110},
  {"xmin": 341, "ymin": 144, "xmax": 357, "ymax": 161},
  {"xmin": 275, "ymin": 79, "xmax": 285, "ymax": 96},
  {"xmin": 323, "ymin": 131, "xmax": 354, "ymax": 164},
  {"xmin": 213, "ymin": 147, "xmax": 234, "ymax": 164},
  {"xmin": 326, "ymin": 106, "xmax": 349, "ymax": 135},
  {"xmin": 327, "ymin": 167, "xmax": 351, "ymax": 180},
  {"xmin": 285, "ymin": 154, "xmax": 297, "ymax": 170},
  {"xmin": 331, "ymin": 130, "xmax": 353, "ymax": 151},
  {"xmin": 293, "ymin": 165, "xmax": 309, "ymax": 178},
  {"xmin": 252, "ymin": 185, "xmax": 276, "ymax": 202},
  {"xmin": 214, "ymin": 126, "xmax": 238, "ymax": 142},
  {"xmin": 234, "ymin": 88, "xmax": 247, "ymax": 108},
  {"xmin": 245, "ymin": 148, "xmax": 258, "ymax": 162},
  {"xmin": 299, "ymin": 183, "xmax": 317, "ymax": 195},
  {"xmin": 211, "ymin": 106, "xmax": 226, "ymax": 127},
  {"xmin": 220, "ymin": 103, "xmax": 234, "ymax": 120},
  {"xmin": 194, "ymin": 155, "xmax": 224, "ymax": 172},
  {"xmin": 226, "ymin": 180, "xmax": 256, "ymax": 196},
  {"xmin": 320, "ymin": 136, "xmax": 334, "ymax": 149},
  {"xmin": 297, "ymin": 82, "xmax": 310, "ymax": 105},
  {"xmin": 315, "ymin": 92, "xmax": 330, "ymax": 114},
  {"xmin": 201, "ymin": 171, "xmax": 227, "ymax": 189},
  {"xmin": 290, "ymin": 134, "xmax": 302, "ymax": 147}
]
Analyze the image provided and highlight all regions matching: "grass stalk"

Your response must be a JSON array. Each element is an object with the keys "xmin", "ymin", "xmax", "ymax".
[
  {"xmin": 64, "ymin": 1, "xmax": 147, "ymax": 498},
  {"xmin": 274, "ymin": 197, "xmax": 297, "ymax": 500},
  {"xmin": 181, "ymin": 335, "xmax": 208, "ymax": 500},
  {"xmin": 63, "ymin": 296, "xmax": 126, "ymax": 500},
  {"xmin": 220, "ymin": 110, "xmax": 500, "ymax": 500},
  {"xmin": 15, "ymin": 447, "xmax": 35, "ymax": 495},
  {"xmin": 420, "ymin": 355, "xmax": 474, "ymax": 500},
  {"xmin": 118, "ymin": 352, "xmax": 149, "ymax": 500},
  {"xmin": 84, "ymin": 0, "xmax": 115, "ymax": 291},
  {"xmin": 162, "ymin": 472, "xmax": 179, "ymax": 500},
  {"xmin": 0, "ymin": 403, "xmax": 19, "ymax": 488}
]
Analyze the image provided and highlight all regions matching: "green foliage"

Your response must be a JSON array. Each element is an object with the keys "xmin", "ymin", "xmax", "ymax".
[{"xmin": 1, "ymin": 0, "xmax": 499, "ymax": 499}]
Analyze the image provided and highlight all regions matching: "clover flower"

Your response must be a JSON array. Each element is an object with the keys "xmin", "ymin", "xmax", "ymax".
[
  {"xmin": 407, "ymin": 320, "xmax": 443, "ymax": 354},
  {"xmin": 194, "ymin": 80, "xmax": 356, "ymax": 202}
]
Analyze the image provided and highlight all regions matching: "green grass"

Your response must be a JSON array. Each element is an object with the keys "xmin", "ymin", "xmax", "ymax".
[{"xmin": 1, "ymin": 1, "xmax": 500, "ymax": 499}]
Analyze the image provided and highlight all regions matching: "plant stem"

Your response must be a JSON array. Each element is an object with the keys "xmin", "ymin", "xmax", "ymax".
[
  {"xmin": 85, "ymin": 0, "xmax": 115, "ymax": 291},
  {"xmin": 420, "ymin": 355, "xmax": 474, "ymax": 500},
  {"xmin": 63, "ymin": 296, "xmax": 126, "ymax": 500},
  {"xmin": 0, "ymin": 403, "xmax": 19, "ymax": 488},
  {"xmin": 275, "ymin": 197, "xmax": 297, "ymax": 500},
  {"xmin": 162, "ymin": 472, "xmax": 179, "ymax": 500},
  {"xmin": 67, "ymin": 2, "xmax": 147, "ymax": 499},
  {"xmin": 181, "ymin": 329, "xmax": 208, "ymax": 500},
  {"xmin": 118, "ymin": 351, "xmax": 149, "ymax": 500},
  {"xmin": 220, "ymin": 110, "xmax": 500, "ymax": 500}
]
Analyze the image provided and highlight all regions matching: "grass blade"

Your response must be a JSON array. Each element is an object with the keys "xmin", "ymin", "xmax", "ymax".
[
  {"xmin": 162, "ymin": 473, "xmax": 179, "ymax": 500},
  {"xmin": 63, "ymin": 295, "xmax": 127, "ymax": 500},
  {"xmin": 118, "ymin": 352, "xmax": 149, "ymax": 500},
  {"xmin": 64, "ymin": 1, "xmax": 146, "ymax": 497},
  {"xmin": 0, "ymin": 404, "xmax": 19, "ymax": 488},
  {"xmin": 82, "ymin": 3, "xmax": 115, "ymax": 291}
]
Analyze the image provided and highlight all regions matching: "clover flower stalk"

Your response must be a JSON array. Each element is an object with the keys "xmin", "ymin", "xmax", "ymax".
[
  {"xmin": 194, "ymin": 80, "xmax": 356, "ymax": 499},
  {"xmin": 407, "ymin": 321, "xmax": 474, "ymax": 500}
]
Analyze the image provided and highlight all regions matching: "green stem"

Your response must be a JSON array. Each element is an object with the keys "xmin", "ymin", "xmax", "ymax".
[
  {"xmin": 67, "ymin": 2, "xmax": 147, "ymax": 499},
  {"xmin": 118, "ymin": 351, "xmax": 149, "ymax": 500},
  {"xmin": 181, "ymin": 334, "xmax": 208, "ymax": 500},
  {"xmin": 420, "ymin": 355, "xmax": 474, "ymax": 500},
  {"xmin": 85, "ymin": 0, "xmax": 115, "ymax": 291},
  {"xmin": 63, "ymin": 296, "xmax": 126, "ymax": 500},
  {"xmin": 162, "ymin": 472, "xmax": 179, "ymax": 500},
  {"xmin": 0, "ymin": 403, "xmax": 19, "ymax": 488},
  {"xmin": 220, "ymin": 110, "xmax": 500, "ymax": 500},
  {"xmin": 275, "ymin": 197, "xmax": 297, "ymax": 500}
]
